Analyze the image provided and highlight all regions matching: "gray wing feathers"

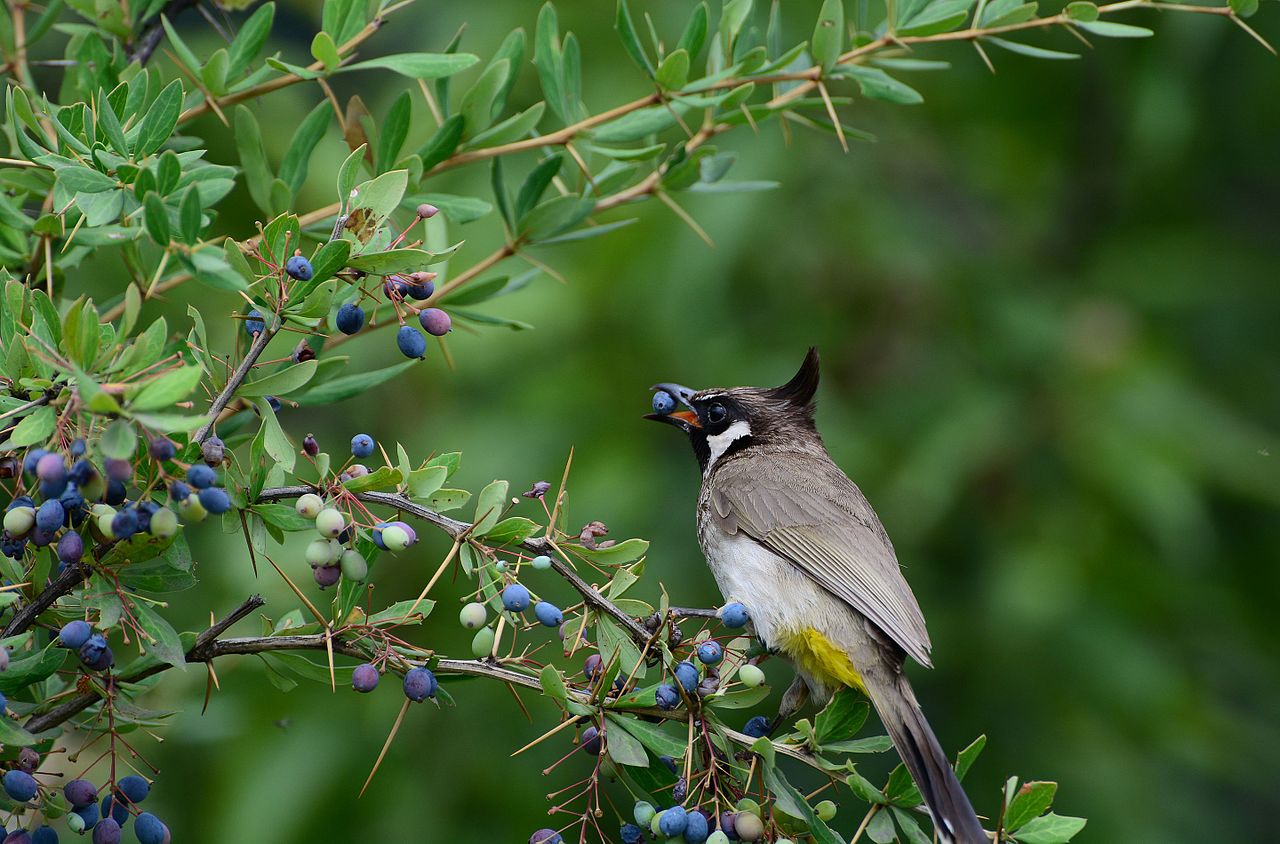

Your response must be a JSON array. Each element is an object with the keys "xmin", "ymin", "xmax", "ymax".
[{"xmin": 710, "ymin": 454, "xmax": 933, "ymax": 668}]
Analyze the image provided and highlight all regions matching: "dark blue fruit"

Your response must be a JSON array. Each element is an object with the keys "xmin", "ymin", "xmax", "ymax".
[
  {"xmin": 403, "ymin": 667, "xmax": 437, "ymax": 701},
  {"xmin": 110, "ymin": 510, "xmax": 139, "ymax": 539},
  {"xmin": 417, "ymin": 308, "xmax": 451, "ymax": 337},
  {"xmin": 620, "ymin": 823, "xmax": 644, "ymax": 844},
  {"xmin": 501, "ymin": 584, "xmax": 531, "ymax": 612},
  {"xmin": 406, "ymin": 279, "xmax": 434, "ymax": 300},
  {"xmin": 685, "ymin": 809, "xmax": 710, "ymax": 843},
  {"xmin": 57, "ymin": 532, "xmax": 83, "ymax": 563},
  {"xmin": 187, "ymin": 464, "xmax": 216, "ymax": 489},
  {"xmin": 674, "ymin": 661, "xmax": 699, "ymax": 693},
  {"xmin": 5, "ymin": 830, "xmax": 32, "ymax": 844},
  {"xmin": 352, "ymin": 663, "xmax": 379, "ymax": 693},
  {"xmin": 696, "ymin": 641, "xmax": 723, "ymax": 666},
  {"xmin": 90, "ymin": 817, "xmax": 121, "ymax": 844},
  {"xmin": 22, "ymin": 449, "xmax": 48, "ymax": 475},
  {"xmin": 134, "ymin": 813, "xmax": 167, "ymax": 844},
  {"xmin": 32, "ymin": 826, "xmax": 57, "ymax": 844},
  {"xmin": 742, "ymin": 715, "xmax": 769, "ymax": 738},
  {"xmin": 529, "ymin": 831, "xmax": 562, "ymax": 844},
  {"xmin": 78, "ymin": 634, "xmax": 113, "ymax": 670},
  {"xmin": 658, "ymin": 807, "xmax": 688, "ymax": 837},
  {"xmin": 266, "ymin": 396, "xmax": 281, "ymax": 413},
  {"xmin": 579, "ymin": 726, "xmax": 602, "ymax": 755},
  {"xmin": 335, "ymin": 303, "xmax": 365, "ymax": 335},
  {"xmin": 655, "ymin": 683, "xmax": 680, "ymax": 710},
  {"xmin": 244, "ymin": 309, "xmax": 265, "ymax": 335},
  {"xmin": 350, "ymin": 434, "xmax": 375, "ymax": 458},
  {"xmin": 101, "ymin": 793, "xmax": 129, "ymax": 825},
  {"xmin": 396, "ymin": 325, "xmax": 426, "ymax": 359},
  {"xmin": 105, "ymin": 479, "xmax": 127, "ymax": 506},
  {"xmin": 35, "ymin": 500, "xmax": 64, "ymax": 533},
  {"xmin": 60, "ymin": 621, "xmax": 92, "ymax": 650},
  {"xmin": 72, "ymin": 802, "xmax": 99, "ymax": 828},
  {"xmin": 2, "ymin": 769, "xmax": 37, "ymax": 802},
  {"xmin": 583, "ymin": 653, "xmax": 603, "ymax": 680},
  {"xmin": 148, "ymin": 438, "xmax": 175, "ymax": 461},
  {"xmin": 285, "ymin": 255, "xmax": 313, "ymax": 281},
  {"xmin": 69, "ymin": 459, "xmax": 93, "ymax": 484},
  {"xmin": 64, "ymin": 778, "xmax": 97, "ymax": 808},
  {"xmin": 114, "ymin": 775, "xmax": 149, "ymax": 804},
  {"xmin": 534, "ymin": 602, "xmax": 563, "ymax": 627},
  {"xmin": 720, "ymin": 602, "xmax": 749, "ymax": 629},
  {"xmin": 168, "ymin": 481, "xmax": 190, "ymax": 501},
  {"xmin": 652, "ymin": 390, "xmax": 676, "ymax": 415},
  {"xmin": 197, "ymin": 487, "xmax": 231, "ymax": 514}
]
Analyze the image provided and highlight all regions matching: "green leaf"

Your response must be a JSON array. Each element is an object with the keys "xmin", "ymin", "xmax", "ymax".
[
  {"xmin": 133, "ymin": 600, "xmax": 186, "ymax": 668},
  {"xmin": 250, "ymin": 503, "xmax": 316, "ymax": 532},
  {"xmin": 178, "ymin": 186, "xmax": 202, "ymax": 244},
  {"xmin": 336, "ymin": 143, "xmax": 367, "ymax": 204},
  {"xmin": 0, "ymin": 644, "xmax": 67, "ymax": 694},
  {"xmin": 137, "ymin": 79, "xmax": 183, "ymax": 156},
  {"xmin": 228, "ymin": 1, "xmax": 275, "ymax": 76},
  {"xmin": 705, "ymin": 685, "xmax": 771, "ymax": 710},
  {"xmin": 1228, "ymin": 0, "xmax": 1258, "ymax": 17},
  {"xmin": 143, "ymin": 191, "xmax": 170, "ymax": 245},
  {"xmin": 7, "ymin": 406, "xmax": 55, "ymax": 447},
  {"xmin": 57, "ymin": 165, "xmax": 116, "ymax": 193},
  {"xmin": 1006, "ymin": 781, "xmax": 1059, "ymax": 831},
  {"xmin": 407, "ymin": 465, "xmax": 448, "ymax": 498},
  {"xmin": 539, "ymin": 663, "xmax": 569, "ymax": 702},
  {"xmin": 459, "ymin": 59, "xmax": 509, "ymax": 137},
  {"xmin": 238, "ymin": 360, "xmax": 318, "ymax": 398},
  {"xmin": 472, "ymin": 480, "xmax": 509, "ymax": 536},
  {"xmin": 351, "ymin": 169, "xmax": 409, "ymax": 219},
  {"xmin": 0, "ymin": 716, "xmax": 37, "ymax": 746},
  {"xmin": 839, "ymin": 66, "xmax": 923, "ymax": 104},
  {"xmin": 591, "ymin": 103, "xmax": 690, "ymax": 144},
  {"xmin": 892, "ymin": 807, "xmax": 933, "ymax": 844},
  {"xmin": 306, "ymin": 239, "xmax": 351, "ymax": 287},
  {"xmin": 255, "ymin": 398, "xmax": 295, "ymax": 472},
  {"xmin": 341, "ymin": 52, "xmax": 480, "ymax": 79},
  {"xmin": 130, "ymin": 364, "xmax": 203, "ymax": 410},
  {"xmin": 677, "ymin": 3, "xmax": 710, "ymax": 59},
  {"xmin": 1014, "ymin": 813, "xmax": 1087, "ymax": 843},
  {"xmin": 604, "ymin": 716, "xmax": 650, "ymax": 767},
  {"xmin": 1064, "ymin": 0, "xmax": 1099, "ymax": 19},
  {"xmin": 823, "ymin": 735, "xmax": 894, "ymax": 753},
  {"xmin": 1076, "ymin": 20, "xmax": 1153, "ymax": 37},
  {"xmin": 343, "ymin": 466, "xmax": 402, "ymax": 493},
  {"xmin": 519, "ymin": 194, "xmax": 594, "ymax": 241},
  {"xmin": 534, "ymin": 3, "xmax": 567, "ymax": 121},
  {"xmin": 955, "ymin": 734, "xmax": 986, "ymax": 781},
  {"xmin": 565, "ymin": 538, "xmax": 648, "ymax": 565},
  {"xmin": 984, "ymin": 35, "xmax": 1080, "ymax": 59},
  {"xmin": 814, "ymin": 689, "xmax": 869, "ymax": 744},
  {"xmin": 347, "ymin": 244, "xmax": 458, "ymax": 274},
  {"xmin": 376, "ymin": 91, "xmax": 412, "ymax": 174},
  {"xmin": 515, "ymin": 154, "xmax": 563, "ymax": 221},
  {"xmin": 813, "ymin": 0, "xmax": 845, "ymax": 71},
  {"xmin": 752, "ymin": 738, "xmax": 844, "ymax": 844},
  {"xmin": 234, "ymin": 105, "xmax": 274, "ymax": 215},
  {"xmin": 99, "ymin": 418, "xmax": 137, "ymax": 459},
  {"xmin": 656, "ymin": 48, "xmax": 690, "ymax": 91},
  {"xmin": 311, "ymin": 30, "xmax": 341, "ymax": 71},
  {"xmin": 279, "ymin": 100, "xmax": 333, "ymax": 194},
  {"xmin": 605, "ymin": 714, "xmax": 685, "ymax": 758},
  {"xmin": 616, "ymin": 0, "xmax": 655, "ymax": 75},
  {"xmin": 295, "ymin": 360, "xmax": 415, "ymax": 405},
  {"xmin": 483, "ymin": 516, "xmax": 540, "ymax": 546},
  {"xmin": 419, "ymin": 114, "xmax": 465, "ymax": 171},
  {"xmin": 885, "ymin": 763, "xmax": 923, "ymax": 807},
  {"xmin": 466, "ymin": 102, "xmax": 546, "ymax": 149}
]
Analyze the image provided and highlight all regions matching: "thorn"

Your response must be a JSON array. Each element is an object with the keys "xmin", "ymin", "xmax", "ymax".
[{"xmin": 359, "ymin": 698, "xmax": 411, "ymax": 798}]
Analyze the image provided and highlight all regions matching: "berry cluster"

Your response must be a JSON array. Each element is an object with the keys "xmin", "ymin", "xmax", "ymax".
[
  {"xmin": 333, "ymin": 261, "xmax": 454, "ymax": 360},
  {"xmin": 0, "ymin": 757, "xmax": 170, "ymax": 843}
]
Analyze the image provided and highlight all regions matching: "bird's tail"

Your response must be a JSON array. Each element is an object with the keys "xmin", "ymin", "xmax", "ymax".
[{"xmin": 864, "ymin": 672, "xmax": 988, "ymax": 844}]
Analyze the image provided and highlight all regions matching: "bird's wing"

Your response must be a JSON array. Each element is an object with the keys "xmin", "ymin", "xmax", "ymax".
[{"xmin": 709, "ymin": 453, "xmax": 933, "ymax": 667}]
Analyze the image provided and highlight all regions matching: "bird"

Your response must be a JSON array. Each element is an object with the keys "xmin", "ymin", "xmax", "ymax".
[{"xmin": 646, "ymin": 348, "xmax": 988, "ymax": 844}]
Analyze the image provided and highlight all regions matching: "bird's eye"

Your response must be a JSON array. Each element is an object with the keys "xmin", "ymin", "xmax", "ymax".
[{"xmin": 706, "ymin": 403, "xmax": 727, "ymax": 424}]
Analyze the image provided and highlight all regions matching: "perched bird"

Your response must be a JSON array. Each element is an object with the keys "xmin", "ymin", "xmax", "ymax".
[{"xmin": 646, "ymin": 348, "xmax": 987, "ymax": 844}]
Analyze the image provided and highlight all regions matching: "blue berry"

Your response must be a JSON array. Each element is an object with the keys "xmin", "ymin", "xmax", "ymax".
[
  {"xmin": 418, "ymin": 308, "xmax": 451, "ymax": 336},
  {"xmin": 719, "ymin": 602, "xmax": 749, "ymax": 629},
  {"xmin": 335, "ymin": 303, "xmax": 365, "ymax": 335},
  {"xmin": 148, "ymin": 438, "xmax": 175, "ymax": 461},
  {"xmin": 35, "ymin": 500, "xmax": 64, "ymax": 533},
  {"xmin": 198, "ymin": 487, "xmax": 231, "ymax": 514},
  {"xmin": 134, "ymin": 813, "xmax": 168, "ymax": 844},
  {"xmin": 620, "ymin": 823, "xmax": 644, "ymax": 844},
  {"xmin": 91, "ymin": 817, "xmax": 121, "ymax": 844},
  {"xmin": 352, "ymin": 663, "xmax": 379, "ymax": 693},
  {"xmin": 579, "ymin": 726, "xmax": 602, "ymax": 755},
  {"xmin": 22, "ymin": 449, "xmax": 48, "ymax": 475},
  {"xmin": 583, "ymin": 653, "xmax": 603, "ymax": 680},
  {"xmin": 32, "ymin": 826, "xmax": 58, "ymax": 844},
  {"xmin": 36, "ymin": 453, "xmax": 66, "ymax": 483},
  {"xmin": 266, "ymin": 395, "xmax": 282, "ymax": 413},
  {"xmin": 105, "ymin": 479, "xmax": 127, "ymax": 505},
  {"xmin": 658, "ymin": 807, "xmax": 689, "ymax": 837},
  {"xmin": 114, "ymin": 775, "xmax": 149, "ymax": 804},
  {"xmin": 100, "ymin": 794, "xmax": 129, "ymax": 826},
  {"xmin": 56, "ymin": 532, "xmax": 83, "ymax": 563},
  {"xmin": 110, "ymin": 509, "xmax": 139, "ymax": 539},
  {"xmin": 685, "ymin": 809, "xmax": 710, "ymax": 843},
  {"xmin": 69, "ymin": 459, "xmax": 93, "ymax": 485},
  {"xmin": 285, "ymin": 255, "xmax": 313, "ymax": 281},
  {"xmin": 2, "ymin": 769, "xmax": 37, "ymax": 802},
  {"xmin": 529, "ymin": 831, "xmax": 562, "ymax": 844},
  {"xmin": 78, "ymin": 634, "xmax": 113, "ymax": 670},
  {"xmin": 534, "ymin": 601, "xmax": 563, "ymax": 627},
  {"xmin": 350, "ymin": 434, "xmax": 375, "ymax": 458},
  {"xmin": 502, "ymin": 584, "xmax": 531, "ymax": 612},
  {"xmin": 743, "ymin": 715, "xmax": 770, "ymax": 738},
  {"xmin": 407, "ymin": 279, "xmax": 434, "ymax": 300},
  {"xmin": 403, "ymin": 667, "xmax": 437, "ymax": 701},
  {"xmin": 244, "ymin": 309, "xmax": 265, "ymax": 335},
  {"xmin": 72, "ymin": 802, "xmax": 99, "ymax": 828},
  {"xmin": 652, "ymin": 390, "xmax": 677, "ymax": 415},
  {"xmin": 697, "ymin": 641, "xmax": 723, "ymax": 666},
  {"xmin": 187, "ymin": 464, "xmax": 216, "ymax": 489},
  {"xmin": 168, "ymin": 481, "xmax": 190, "ymax": 501},
  {"xmin": 674, "ymin": 661, "xmax": 699, "ymax": 693},
  {"xmin": 63, "ymin": 779, "xmax": 97, "ymax": 808},
  {"xmin": 655, "ymin": 683, "xmax": 680, "ymax": 710},
  {"xmin": 396, "ymin": 325, "xmax": 427, "ymax": 358}
]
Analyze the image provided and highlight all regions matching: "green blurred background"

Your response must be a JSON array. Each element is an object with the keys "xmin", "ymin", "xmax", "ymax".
[{"xmin": 101, "ymin": 1, "xmax": 1280, "ymax": 841}]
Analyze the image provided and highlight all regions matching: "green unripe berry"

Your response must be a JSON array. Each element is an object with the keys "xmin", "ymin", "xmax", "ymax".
[
  {"xmin": 777, "ymin": 839, "xmax": 797, "ymax": 844},
  {"xmin": 735, "ymin": 798, "xmax": 762, "ymax": 818},
  {"xmin": 295, "ymin": 493, "xmax": 324, "ymax": 519},
  {"xmin": 67, "ymin": 813, "xmax": 86, "ymax": 834},
  {"xmin": 381, "ymin": 524, "xmax": 410, "ymax": 551},
  {"xmin": 737, "ymin": 663, "xmax": 766, "ymax": 688},
  {"xmin": 315, "ymin": 508, "xmax": 346, "ymax": 538},
  {"xmin": 707, "ymin": 833, "xmax": 730, "ymax": 844},
  {"xmin": 495, "ymin": 560, "xmax": 507, "ymax": 573},
  {"xmin": 650, "ymin": 811, "xmax": 663, "ymax": 837},
  {"xmin": 97, "ymin": 511, "xmax": 117, "ymax": 539},
  {"xmin": 339, "ymin": 549, "xmax": 368, "ymax": 581},
  {"xmin": 815, "ymin": 800, "xmax": 836, "ymax": 822},
  {"xmin": 531, "ymin": 554, "xmax": 552, "ymax": 570},
  {"xmin": 734, "ymin": 812, "xmax": 765, "ymax": 842},
  {"xmin": 470, "ymin": 626, "xmax": 496, "ymax": 658},
  {"xmin": 178, "ymin": 494, "xmax": 208, "ymax": 522},
  {"xmin": 633, "ymin": 802, "xmax": 656, "ymax": 827},
  {"xmin": 149, "ymin": 507, "xmax": 179, "ymax": 538},
  {"xmin": 3, "ymin": 506, "xmax": 34, "ymax": 536},
  {"xmin": 459, "ymin": 602, "xmax": 487, "ymax": 629},
  {"xmin": 306, "ymin": 539, "xmax": 335, "ymax": 567}
]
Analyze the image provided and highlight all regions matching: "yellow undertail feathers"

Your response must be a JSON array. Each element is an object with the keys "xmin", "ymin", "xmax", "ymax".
[{"xmin": 777, "ymin": 627, "xmax": 866, "ymax": 692}]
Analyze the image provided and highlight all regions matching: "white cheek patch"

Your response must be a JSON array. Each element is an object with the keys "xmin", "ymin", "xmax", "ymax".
[{"xmin": 705, "ymin": 420, "xmax": 752, "ymax": 470}]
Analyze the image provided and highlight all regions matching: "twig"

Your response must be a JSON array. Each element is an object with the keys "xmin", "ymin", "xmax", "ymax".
[
  {"xmin": 129, "ymin": 0, "xmax": 200, "ymax": 66},
  {"xmin": 2, "ymin": 562, "xmax": 88, "ymax": 637},
  {"xmin": 192, "ymin": 320, "xmax": 276, "ymax": 443}
]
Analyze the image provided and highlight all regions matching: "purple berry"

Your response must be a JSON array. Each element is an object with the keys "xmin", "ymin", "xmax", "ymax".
[
  {"xmin": 302, "ymin": 434, "xmax": 319, "ymax": 456},
  {"xmin": 91, "ymin": 817, "xmax": 121, "ymax": 844},
  {"xmin": 403, "ymin": 667, "xmax": 437, "ymax": 701},
  {"xmin": 579, "ymin": 725, "xmax": 602, "ymax": 755},
  {"xmin": 35, "ymin": 452, "xmax": 66, "ymax": 484},
  {"xmin": 64, "ymin": 778, "xmax": 97, "ymax": 808},
  {"xmin": 148, "ymin": 438, "xmax": 175, "ymax": 461},
  {"xmin": 583, "ymin": 653, "xmax": 603, "ymax": 680},
  {"xmin": 417, "ymin": 307, "xmax": 451, "ymax": 337},
  {"xmin": 352, "ymin": 663, "xmax": 380, "ymax": 693},
  {"xmin": 57, "ymin": 531, "xmax": 83, "ymax": 563},
  {"xmin": 529, "ymin": 831, "xmax": 562, "ymax": 844},
  {"xmin": 313, "ymin": 565, "xmax": 340, "ymax": 588}
]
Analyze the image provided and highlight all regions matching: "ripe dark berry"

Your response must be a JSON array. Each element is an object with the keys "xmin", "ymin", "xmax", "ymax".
[
  {"xmin": 719, "ymin": 602, "xmax": 749, "ymax": 628},
  {"xmin": 742, "ymin": 715, "xmax": 769, "ymax": 738},
  {"xmin": 72, "ymin": 802, "xmax": 99, "ymax": 829},
  {"xmin": 406, "ymin": 278, "xmax": 434, "ymax": 300},
  {"xmin": 64, "ymin": 778, "xmax": 97, "ymax": 808},
  {"xmin": 105, "ymin": 479, "xmax": 127, "ymax": 506},
  {"xmin": 534, "ymin": 601, "xmax": 563, "ymax": 627},
  {"xmin": 101, "ymin": 793, "xmax": 129, "ymax": 825},
  {"xmin": 32, "ymin": 826, "xmax": 57, "ymax": 844},
  {"xmin": 579, "ymin": 725, "xmax": 602, "ymax": 755},
  {"xmin": 35, "ymin": 500, "xmax": 64, "ymax": 533},
  {"xmin": 59, "ymin": 620, "xmax": 92, "ymax": 650},
  {"xmin": 335, "ymin": 303, "xmax": 365, "ymax": 335},
  {"xmin": 652, "ymin": 390, "xmax": 677, "ymax": 415},
  {"xmin": 148, "ymin": 438, "xmax": 175, "ymax": 461},
  {"xmin": 266, "ymin": 395, "xmax": 282, "ymax": 413},
  {"xmin": 655, "ymin": 683, "xmax": 680, "ymax": 710},
  {"xmin": 718, "ymin": 811, "xmax": 739, "ymax": 840},
  {"xmin": 620, "ymin": 823, "xmax": 644, "ymax": 844},
  {"xmin": 685, "ymin": 810, "xmax": 710, "ymax": 844},
  {"xmin": 187, "ymin": 464, "xmax": 216, "ymax": 489},
  {"xmin": 384, "ymin": 276, "xmax": 410, "ymax": 299},
  {"xmin": 352, "ymin": 663, "xmax": 380, "ymax": 693},
  {"xmin": 302, "ymin": 434, "xmax": 319, "ymax": 456},
  {"xmin": 2, "ymin": 769, "xmax": 37, "ymax": 802},
  {"xmin": 285, "ymin": 255, "xmax": 313, "ymax": 281},
  {"xmin": 110, "ymin": 509, "xmax": 139, "ymax": 539},
  {"xmin": 417, "ymin": 307, "xmax": 451, "ymax": 336},
  {"xmin": 313, "ymin": 565, "xmax": 340, "ymax": 588},
  {"xmin": 244, "ymin": 309, "xmax": 265, "ymax": 335},
  {"xmin": 396, "ymin": 325, "xmax": 427, "ymax": 359},
  {"xmin": 697, "ymin": 641, "xmax": 723, "ymax": 666},
  {"xmin": 5, "ymin": 830, "xmax": 32, "ymax": 844},
  {"xmin": 501, "ymin": 584, "xmax": 531, "ymax": 612},
  {"xmin": 135, "ymin": 813, "xmax": 169, "ymax": 844},
  {"xmin": 78, "ymin": 634, "xmax": 113, "ymax": 670},
  {"xmin": 91, "ymin": 817, "xmax": 121, "ymax": 844},
  {"xmin": 403, "ymin": 667, "xmax": 437, "ymax": 701},
  {"xmin": 583, "ymin": 653, "xmax": 603, "ymax": 680},
  {"xmin": 17, "ymin": 748, "xmax": 39, "ymax": 773},
  {"xmin": 674, "ymin": 661, "xmax": 699, "ymax": 693},
  {"xmin": 198, "ymin": 486, "xmax": 231, "ymax": 514},
  {"xmin": 57, "ymin": 531, "xmax": 84, "ymax": 563},
  {"xmin": 350, "ymin": 434, "xmax": 375, "ymax": 458},
  {"xmin": 529, "ymin": 831, "xmax": 562, "ymax": 844},
  {"xmin": 36, "ymin": 452, "xmax": 66, "ymax": 484},
  {"xmin": 658, "ymin": 807, "xmax": 689, "ymax": 837},
  {"xmin": 115, "ymin": 775, "xmax": 149, "ymax": 804}
]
